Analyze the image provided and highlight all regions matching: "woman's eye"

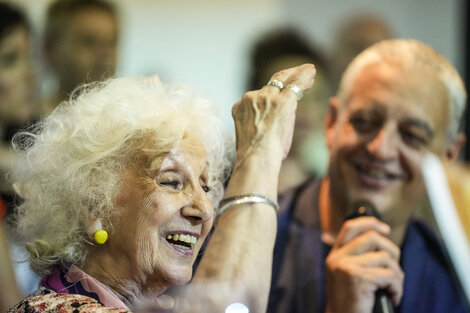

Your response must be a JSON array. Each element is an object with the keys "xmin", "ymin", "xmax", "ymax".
[
  {"xmin": 202, "ymin": 185, "xmax": 211, "ymax": 193},
  {"xmin": 159, "ymin": 180, "xmax": 182, "ymax": 190}
]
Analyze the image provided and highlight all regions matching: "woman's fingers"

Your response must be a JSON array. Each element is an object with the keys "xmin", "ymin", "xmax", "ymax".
[
  {"xmin": 269, "ymin": 63, "xmax": 316, "ymax": 91},
  {"xmin": 263, "ymin": 64, "xmax": 315, "ymax": 101},
  {"xmin": 232, "ymin": 64, "xmax": 316, "ymax": 162}
]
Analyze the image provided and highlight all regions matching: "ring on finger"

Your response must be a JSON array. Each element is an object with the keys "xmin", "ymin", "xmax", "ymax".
[
  {"xmin": 285, "ymin": 84, "xmax": 303, "ymax": 101},
  {"xmin": 266, "ymin": 79, "xmax": 284, "ymax": 90}
]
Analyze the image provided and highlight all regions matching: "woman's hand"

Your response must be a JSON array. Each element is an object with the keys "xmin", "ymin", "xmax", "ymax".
[
  {"xmin": 190, "ymin": 64, "xmax": 316, "ymax": 313},
  {"xmin": 232, "ymin": 64, "xmax": 316, "ymax": 164}
]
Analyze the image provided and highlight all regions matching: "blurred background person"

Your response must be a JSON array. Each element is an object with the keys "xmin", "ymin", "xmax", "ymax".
[
  {"xmin": 330, "ymin": 13, "xmax": 393, "ymax": 91},
  {"xmin": 9, "ymin": 1, "xmax": 459, "ymax": 138},
  {"xmin": 0, "ymin": 2, "xmax": 39, "ymax": 311},
  {"xmin": 247, "ymin": 27, "xmax": 333, "ymax": 192},
  {"xmin": 41, "ymin": 0, "xmax": 119, "ymax": 115},
  {"xmin": 0, "ymin": 1, "xmax": 36, "ymax": 204}
]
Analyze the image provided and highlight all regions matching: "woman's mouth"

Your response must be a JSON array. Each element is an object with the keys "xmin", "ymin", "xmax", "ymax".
[{"xmin": 165, "ymin": 233, "xmax": 197, "ymax": 251}]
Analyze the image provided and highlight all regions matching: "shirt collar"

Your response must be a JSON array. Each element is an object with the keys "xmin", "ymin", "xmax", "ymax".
[{"xmin": 40, "ymin": 264, "xmax": 128, "ymax": 309}]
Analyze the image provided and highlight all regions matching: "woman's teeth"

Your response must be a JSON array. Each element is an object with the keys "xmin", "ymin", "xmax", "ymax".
[{"xmin": 166, "ymin": 234, "xmax": 197, "ymax": 250}]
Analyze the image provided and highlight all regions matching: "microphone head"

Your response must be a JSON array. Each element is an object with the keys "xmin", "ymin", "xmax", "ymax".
[{"xmin": 346, "ymin": 201, "xmax": 381, "ymax": 221}]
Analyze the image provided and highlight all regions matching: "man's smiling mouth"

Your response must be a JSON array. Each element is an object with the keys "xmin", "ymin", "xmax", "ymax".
[
  {"xmin": 354, "ymin": 163, "xmax": 398, "ymax": 180},
  {"xmin": 352, "ymin": 160, "xmax": 406, "ymax": 189}
]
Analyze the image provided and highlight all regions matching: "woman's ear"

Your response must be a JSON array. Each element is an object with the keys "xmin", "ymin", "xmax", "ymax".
[
  {"xmin": 81, "ymin": 214, "xmax": 108, "ymax": 244},
  {"xmin": 445, "ymin": 133, "xmax": 466, "ymax": 163},
  {"xmin": 325, "ymin": 97, "xmax": 339, "ymax": 149}
]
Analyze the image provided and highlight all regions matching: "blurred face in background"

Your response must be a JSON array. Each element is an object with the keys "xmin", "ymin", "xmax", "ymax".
[
  {"xmin": 333, "ymin": 16, "xmax": 392, "ymax": 83},
  {"xmin": 326, "ymin": 62, "xmax": 456, "ymax": 225},
  {"xmin": 47, "ymin": 7, "xmax": 118, "ymax": 94},
  {"xmin": 0, "ymin": 26, "xmax": 35, "ymax": 126}
]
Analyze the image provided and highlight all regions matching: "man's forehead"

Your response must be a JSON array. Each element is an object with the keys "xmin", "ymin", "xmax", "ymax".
[
  {"xmin": 342, "ymin": 62, "xmax": 450, "ymax": 136},
  {"xmin": 347, "ymin": 62, "xmax": 449, "ymax": 109}
]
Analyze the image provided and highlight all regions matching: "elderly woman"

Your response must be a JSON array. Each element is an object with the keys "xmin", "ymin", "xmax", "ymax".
[{"xmin": 7, "ymin": 64, "xmax": 316, "ymax": 313}]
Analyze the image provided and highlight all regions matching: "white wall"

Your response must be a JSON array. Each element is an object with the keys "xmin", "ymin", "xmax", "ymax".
[
  {"xmin": 117, "ymin": 0, "xmax": 283, "ymax": 124},
  {"xmin": 17, "ymin": 0, "xmax": 464, "ymax": 124},
  {"xmin": 283, "ymin": 0, "xmax": 464, "ymax": 71}
]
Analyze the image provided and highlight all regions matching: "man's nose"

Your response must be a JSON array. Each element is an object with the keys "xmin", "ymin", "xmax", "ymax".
[{"xmin": 366, "ymin": 126, "xmax": 399, "ymax": 160}]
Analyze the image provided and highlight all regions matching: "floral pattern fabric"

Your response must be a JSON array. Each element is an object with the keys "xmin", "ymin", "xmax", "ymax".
[
  {"xmin": 8, "ymin": 264, "xmax": 131, "ymax": 313},
  {"xmin": 8, "ymin": 288, "xmax": 131, "ymax": 313}
]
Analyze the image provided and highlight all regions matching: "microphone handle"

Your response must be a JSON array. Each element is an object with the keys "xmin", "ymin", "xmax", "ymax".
[
  {"xmin": 346, "ymin": 202, "xmax": 395, "ymax": 313},
  {"xmin": 374, "ymin": 289, "xmax": 395, "ymax": 313}
]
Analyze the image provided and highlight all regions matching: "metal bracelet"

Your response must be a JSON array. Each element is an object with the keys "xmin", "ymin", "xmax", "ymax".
[{"xmin": 217, "ymin": 193, "xmax": 280, "ymax": 216}]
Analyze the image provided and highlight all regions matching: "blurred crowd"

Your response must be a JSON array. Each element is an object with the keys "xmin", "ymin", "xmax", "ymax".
[{"xmin": 1, "ymin": 1, "xmax": 120, "ymax": 310}]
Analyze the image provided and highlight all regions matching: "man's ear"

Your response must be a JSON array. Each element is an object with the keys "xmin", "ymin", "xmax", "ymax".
[
  {"xmin": 325, "ymin": 97, "xmax": 339, "ymax": 149},
  {"xmin": 445, "ymin": 133, "xmax": 466, "ymax": 163}
]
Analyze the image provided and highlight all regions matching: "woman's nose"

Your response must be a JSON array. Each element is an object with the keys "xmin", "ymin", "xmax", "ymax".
[{"xmin": 181, "ymin": 187, "xmax": 213, "ymax": 224}]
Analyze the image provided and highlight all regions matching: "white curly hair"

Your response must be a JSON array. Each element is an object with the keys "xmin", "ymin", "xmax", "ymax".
[
  {"xmin": 337, "ymin": 39, "xmax": 467, "ymax": 142},
  {"xmin": 10, "ymin": 75, "xmax": 235, "ymax": 275}
]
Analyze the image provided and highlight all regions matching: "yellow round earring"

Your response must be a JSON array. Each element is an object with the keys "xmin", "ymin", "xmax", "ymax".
[
  {"xmin": 94, "ymin": 229, "xmax": 108, "ymax": 244},
  {"xmin": 90, "ymin": 219, "xmax": 108, "ymax": 244}
]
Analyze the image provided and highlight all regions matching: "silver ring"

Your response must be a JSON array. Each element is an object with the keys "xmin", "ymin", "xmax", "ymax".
[
  {"xmin": 286, "ymin": 84, "xmax": 303, "ymax": 100},
  {"xmin": 267, "ymin": 79, "xmax": 284, "ymax": 90}
]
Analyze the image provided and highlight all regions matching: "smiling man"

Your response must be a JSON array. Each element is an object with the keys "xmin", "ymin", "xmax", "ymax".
[{"xmin": 268, "ymin": 40, "xmax": 469, "ymax": 313}]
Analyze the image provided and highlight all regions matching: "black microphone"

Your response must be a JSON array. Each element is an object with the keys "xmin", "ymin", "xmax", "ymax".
[{"xmin": 346, "ymin": 201, "xmax": 395, "ymax": 313}]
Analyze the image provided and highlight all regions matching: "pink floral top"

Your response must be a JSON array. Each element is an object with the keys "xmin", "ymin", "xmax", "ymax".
[{"xmin": 8, "ymin": 265, "xmax": 131, "ymax": 313}]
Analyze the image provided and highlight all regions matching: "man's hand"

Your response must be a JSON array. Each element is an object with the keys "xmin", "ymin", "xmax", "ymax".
[{"xmin": 325, "ymin": 217, "xmax": 404, "ymax": 313}]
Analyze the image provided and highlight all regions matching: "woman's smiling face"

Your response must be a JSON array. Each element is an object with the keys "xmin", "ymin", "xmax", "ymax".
[{"xmin": 109, "ymin": 131, "xmax": 214, "ymax": 295}]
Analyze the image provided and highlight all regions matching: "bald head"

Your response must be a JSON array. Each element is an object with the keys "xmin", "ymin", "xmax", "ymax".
[{"xmin": 337, "ymin": 39, "xmax": 466, "ymax": 142}]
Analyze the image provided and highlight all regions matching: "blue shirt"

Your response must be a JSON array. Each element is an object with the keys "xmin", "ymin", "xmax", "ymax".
[{"xmin": 269, "ymin": 177, "xmax": 469, "ymax": 313}]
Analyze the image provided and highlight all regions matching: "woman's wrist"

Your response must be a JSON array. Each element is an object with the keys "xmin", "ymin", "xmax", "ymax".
[{"xmin": 226, "ymin": 149, "xmax": 282, "ymax": 200}]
